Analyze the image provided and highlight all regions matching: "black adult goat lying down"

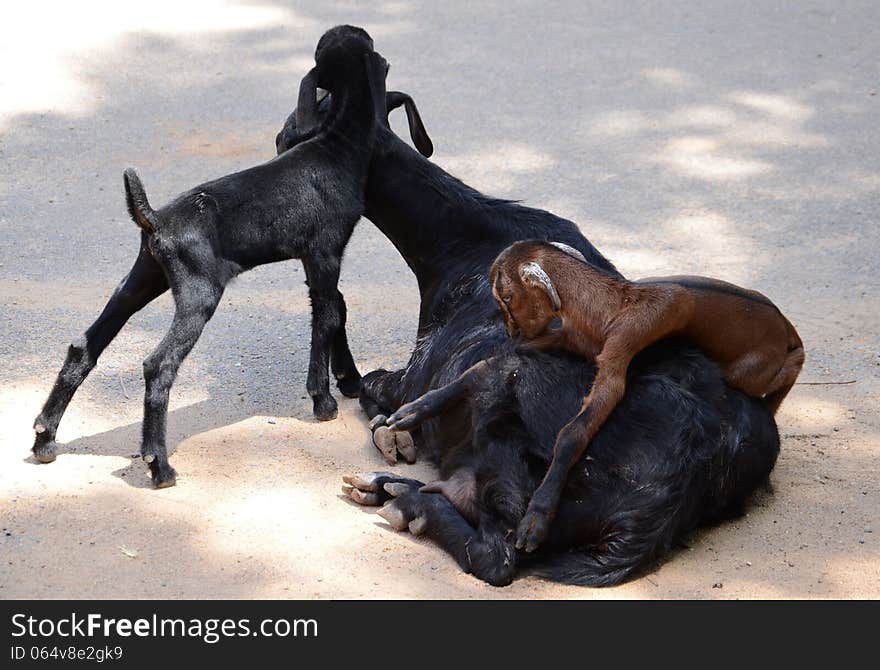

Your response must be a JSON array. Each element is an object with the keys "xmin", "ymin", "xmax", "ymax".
[
  {"xmin": 32, "ymin": 26, "xmax": 386, "ymax": 487},
  {"xmin": 278, "ymin": 84, "xmax": 780, "ymax": 586}
]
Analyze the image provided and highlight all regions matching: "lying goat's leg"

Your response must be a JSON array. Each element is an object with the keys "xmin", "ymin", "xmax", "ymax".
[
  {"xmin": 371, "ymin": 360, "xmax": 495, "ymax": 464},
  {"xmin": 359, "ymin": 368, "xmax": 406, "ymax": 420},
  {"xmin": 360, "ymin": 370, "xmax": 405, "ymax": 422},
  {"xmin": 302, "ymin": 255, "xmax": 345, "ymax": 421},
  {"xmin": 352, "ymin": 430, "xmax": 534, "ymax": 585},
  {"xmin": 358, "ymin": 368, "xmax": 419, "ymax": 462},
  {"xmin": 420, "ymin": 468, "xmax": 479, "ymax": 525},
  {"xmin": 376, "ymin": 478, "xmax": 518, "ymax": 587},
  {"xmin": 344, "ymin": 471, "xmax": 516, "ymax": 585},
  {"xmin": 33, "ymin": 245, "xmax": 168, "ymax": 463},
  {"xmin": 516, "ymin": 351, "xmax": 630, "ymax": 552},
  {"xmin": 141, "ymin": 276, "xmax": 222, "ymax": 488},
  {"xmin": 342, "ymin": 471, "xmax": 426, "ymax": 507},
  {"xmin": 329, "ymin": 288, "xmax": 362, "ymax": 398},
  {"xmin": 471, "ymin": 429, "xmax": 534, "ymax": 528},
  {"xmin": 386, "ymin": 359, "xmax": 493, "ymax": 431}
]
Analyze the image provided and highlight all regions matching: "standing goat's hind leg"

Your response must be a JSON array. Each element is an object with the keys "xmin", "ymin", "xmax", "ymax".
[
  {"xmin": 140, "ymin": 276, "xmax": 222, "ymax": 488},
  {"xmin": 32, "ymin": 246, "xmax": 168, "ymax": 463}
]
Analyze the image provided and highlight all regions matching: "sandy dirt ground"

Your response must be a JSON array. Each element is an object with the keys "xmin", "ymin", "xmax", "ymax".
[{"xmin": 1, "ymin": 1, "xmax": 878, "ymax": 599}]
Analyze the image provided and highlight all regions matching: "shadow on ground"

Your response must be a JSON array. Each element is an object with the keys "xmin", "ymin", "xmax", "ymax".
[{"xmin": 1, "ymin": 1, "xmax": 877, "ymax": 598}]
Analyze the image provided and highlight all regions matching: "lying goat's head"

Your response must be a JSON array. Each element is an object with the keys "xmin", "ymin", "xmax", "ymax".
[
  {"xmin": 490, "ymin": 241, "xmax": 587, "ymax": 339},
  {"xmin": 276, "ymin": 92, "xmax": 433, "ymax": 157},
  {"xmin": 291, "ymin": 25, "xmax": 388, "ymax": 139},
  {"xmin": 276, "ymin": 29, "xmax": 433, "ymax": 159},
  {"xmin": 313, "ymin": 25, "xmax": 375, "ymax": 88}
]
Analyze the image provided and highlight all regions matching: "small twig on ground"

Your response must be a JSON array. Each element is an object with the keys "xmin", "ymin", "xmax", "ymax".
[
  {"xmin": 795, "ymin": 380, "xmax": 857, "ymax": 386},
  {"xmin": 118, "ymin": 373, "xmax": 129, "ymax": 399}
]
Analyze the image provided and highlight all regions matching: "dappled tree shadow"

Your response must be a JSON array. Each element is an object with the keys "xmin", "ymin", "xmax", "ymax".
[{"xmin": 1, "ymin": 0, "xmax": 877, "ymax": 598}]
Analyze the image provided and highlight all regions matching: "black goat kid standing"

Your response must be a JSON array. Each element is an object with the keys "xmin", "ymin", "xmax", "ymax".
[{"xmin": 32, "ymin": 26, "xmax": 386, "ymax": 487}]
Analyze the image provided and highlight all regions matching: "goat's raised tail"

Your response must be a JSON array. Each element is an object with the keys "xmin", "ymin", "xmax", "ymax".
[{"xmin": 123, "ymin": 168, "xmax": 159, "ymax": 234}]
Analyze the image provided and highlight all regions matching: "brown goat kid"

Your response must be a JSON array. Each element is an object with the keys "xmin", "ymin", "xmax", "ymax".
[{"xmin": 487, "ymin": 240, "xmax": 805, "ymax": 551}]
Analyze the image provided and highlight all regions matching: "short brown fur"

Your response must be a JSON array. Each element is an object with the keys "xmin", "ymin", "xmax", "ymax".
[{"xmin": 489, "ymin": 240, "xmax": 804, "ymax": 552}]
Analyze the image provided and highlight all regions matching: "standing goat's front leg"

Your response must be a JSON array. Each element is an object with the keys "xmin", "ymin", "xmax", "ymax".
[
  {"xmin": 516, "ymin": 355, "xmax": 629, "ymax": 552},
  {"xmin": 141, "ymin": 277, "xmax": 222, "ymax": 488},
  {"xmin": 302, "ymin": 256, "xmax": 346, "ymax": 421}
]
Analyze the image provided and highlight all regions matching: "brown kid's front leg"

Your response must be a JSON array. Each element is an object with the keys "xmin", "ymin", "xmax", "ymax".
[{"xmin": 515, "ymin": 358, "xmax": 629, "ymax": 552}]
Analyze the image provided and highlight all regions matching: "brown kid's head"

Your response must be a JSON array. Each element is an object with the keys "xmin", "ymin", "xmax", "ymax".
[{"xmin": 489, "ymin": 240, "xmax": 587, "ymax": 340}]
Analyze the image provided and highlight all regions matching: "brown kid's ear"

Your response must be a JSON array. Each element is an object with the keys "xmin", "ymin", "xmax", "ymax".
[
  {"xmin": 386, "ymin": 91, "xmax": 434, "ymax": 157},
  {"xmin": 520, "ymin": 262, "xmax": 561, "ymax": 311},
  {"xmin": 296, "ymin": 67, "xmax": 320, "ymax": 135}
]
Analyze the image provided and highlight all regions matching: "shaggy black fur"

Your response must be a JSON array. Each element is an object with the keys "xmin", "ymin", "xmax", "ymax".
[
  {"xmin": 32, "ymin": 26, "xmax": 386, "ymax": 487},
  {"xmin": 278, "ymin": 85, "xmax": 780, "ymax": 586}
]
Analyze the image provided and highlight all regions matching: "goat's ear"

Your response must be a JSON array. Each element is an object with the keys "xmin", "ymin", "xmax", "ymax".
[
  {"xmin": 296, "ymin": 67, "xmax": 320, "ymax": 135},
  {"xmin": 364, "ymin": 52, "xmax": 389, "ymax": 128},
  {"xmin": 386, "ymin": 91, "xmax": 434, "ymax": 157},
  {"xmin": 520, "ymin": 262, "xmax": 561, "ymax": 311}
]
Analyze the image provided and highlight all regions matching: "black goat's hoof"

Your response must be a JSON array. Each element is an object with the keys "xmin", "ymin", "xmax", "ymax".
[
  {"xmin": 393, "ymin": 431, "xmax": 416, "ymax": 463},
  {"xmin": 342, "ymin": 472, "xmax": 424, "ymax": 507},
  {"xmin": 342, "ymin": 471, "xmax": 393, "ymax": 506},
  {"xmin": 149, "ymin": 462, "xmax": 177, "ymax": 489},
  {"xmin": 386, "ymin": 395, "xmax": 436, "ymax": 432},
  {"xmin": 515, "ymin": 509, "xmax": 551, "ymax": 553},
  {"xmin": 376, "ymin": 481, "xmax": 429, "ymax": 533},
  {"xmin": 372, "ymin": 426, "xmax": 416, "ymax": 464},
  {"xmin": 312, "ymin": 395, "xmax": 338, "ymax": 421},
  {"xmin": 377, "ymin": 500, "xmax": 410, "ymax": 530},
  {"xmin": 335, "ymin": 373, "xmax": 362, "ymax": 399},
  {"xmin": 33, "ymin": 440, "xmax": 58, "ymax": 464},
  {"xmin": 408, "ymin": 515, "xmax": 428, "ymax": 536},
  {"xmin": 341, "ymin": 485, "xmax": 379, "ymax": 506},
  {"xmin": 368, "ymin": 414, "xmax": 388, "ymax": 431}
]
